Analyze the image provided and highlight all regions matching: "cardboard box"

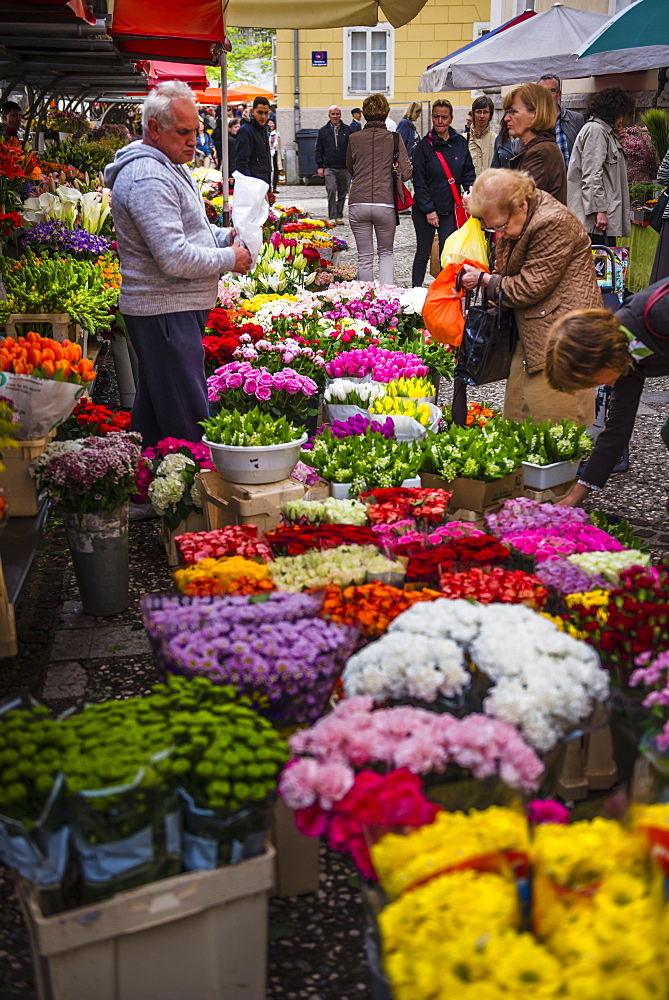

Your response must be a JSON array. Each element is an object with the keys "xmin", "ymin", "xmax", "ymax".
[
  {"xmin": 448, "ymin": 469, "xmax": 524, "ymax": 513},
  {"xmin": 159, "ymin": 511, "xmax": 208, "ymax": 567},
  {"xmin": 271, "ymin": 800, "xmax": 320, "ymax": 898},
  {"xmin": 420, "ymin": 472, "xmax": 453, "ymax": 491},
  {"xmin": 18, "ymin": 846, "xmax": 275, "ymax": 1000},
  {"xmin": 524, "ymin": 482, "xmax": 575, "ymax": 504},
  {"xmin": 196, "ymin": 471, "xmax": 305, "ymax": 534},
  {"xmin": 0, "ymin": 436, "xmax": 51, "ymax": 516}
]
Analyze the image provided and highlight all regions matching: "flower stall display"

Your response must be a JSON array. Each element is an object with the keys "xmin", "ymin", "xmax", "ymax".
[
  {"xmin": 304, "ymin": 422, "xmax": 425, "ymax": 495},
  {"xmin": 269, "ymin": 544, "xmax": 405, "ymax": 592},
  {"xmin": 55, "ymin": 398, "xmax": 131, "ymax": 439},
  {"xmin": 232, "ymin": 241, "xmax": 320, "ymax": 295},
  {"xmin": 143, "ymin": 593, "xmax": 356, "ymax": 726},
  {"xmin": 280, "ymin": 497, "xmax": 369, "ymax": 526},
  {"xmin": 45, "ymin": 109, "xmax": 91, "ymax": 139},
  {"xmin": 135, "ymin": 438, "xmax": 216, "ymax": 534},
  {"xmin": 0, "ymin": 139, "xmax": 41, "ymax": 217},
  {"xmin": 207, "ymin": 362, "xmax": 318, "ymax": 427},
  {"xmin": 439, "ymin": 566, "xmax": 547, "ymax": 608},
  {"xmin": 174, "ymin": 556, "xmax": 275, "ymax": 597},
  {"xmin": 373, "ymin": 599, "xmax": 611, "ymax": 752},
  {"xmin": 0, "ymin": 676, "xmax": 288, "ymax": 908},
  {"xmin": 422, "ymin": 420, "xmax": 526, "ymax": 484},
  {"xmin": 233, "ymin": 336, "xmax": 327, "ymax": 390},
  {"xmin": 22, "ymin": 186, "xmax": 111, "ymax": 235},
  {"xmin": 201, "ymin": 407, "xmax": 302, "ymax": 449},
  {"xmin": 201, "ymin": 408, "xmax": 308, "ymax": 485},
  {"xmin": 19, "ymin": 221, "xmax": 114, "ymax": 260},
  {"xmin": 382, "ymin": 376, "xmax": 436, "ymax": 402},
  {"xmin": 516, "ymin": 417, "xmax": 592, "ymax": 468},
  {"xmin": 362, "ymin": 487, "xmax": 452, "ymax": 528},
  {"xmin": 174, "ymin": 526, "xmax": 272, "ymax": 565},
  {"xmin": 323, "ymin": 379, "xmax": 387, "ymax": 414}
]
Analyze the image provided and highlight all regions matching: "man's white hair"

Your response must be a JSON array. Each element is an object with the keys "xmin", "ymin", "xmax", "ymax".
[
  {"xmin": 143, "ymin": 80, "xmax": 196, "ymax": 135},
  {"xmin": 328, "ymin": 105, "xmax": 341, "ymax": 113}
]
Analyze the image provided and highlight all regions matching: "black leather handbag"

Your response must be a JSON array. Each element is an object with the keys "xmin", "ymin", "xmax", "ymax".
[
  {"xmin": 453, "ymin": 274, "xmax": 517, "ymax": 387},
  {"xmin": 648, "ymin": 188, "xmax": 668, "ymax": 234}
]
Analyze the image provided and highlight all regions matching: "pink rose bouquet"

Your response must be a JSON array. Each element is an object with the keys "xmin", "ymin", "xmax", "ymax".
[{"xmin": 207, "ymin": 361, "xmax": 319, "ymax": 424}]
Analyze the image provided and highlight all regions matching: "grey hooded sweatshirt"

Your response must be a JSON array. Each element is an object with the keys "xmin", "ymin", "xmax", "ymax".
[{"xmin": 104, "ymin": 141, "xmax": 236, "ymax": 316}]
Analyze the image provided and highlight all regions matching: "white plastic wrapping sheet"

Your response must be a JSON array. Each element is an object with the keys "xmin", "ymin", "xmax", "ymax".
[{"xmin": 231, "ymin": 171, "xmax": 269, "ymax": 265}]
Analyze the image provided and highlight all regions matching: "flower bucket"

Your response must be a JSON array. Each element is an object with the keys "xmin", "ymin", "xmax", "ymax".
[
  {"xmin": 203, "ymin": 433, "xmax": 308, "ymax": 486},
  {"xmin": 330, "ymin": 482, "xmax": 353, "ymax": 500},
  {"xmin": 62, "ymin": 504, "xmax": 129, "ymax": 616},
  {"xmin": 522, "ymin": 459, "xmax": 580, "ymax": 491}
]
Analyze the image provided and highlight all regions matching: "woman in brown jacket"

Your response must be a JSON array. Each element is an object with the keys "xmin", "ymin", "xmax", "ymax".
[
  {"xmin": 346, "ymin": 93, "xmax": 411, "ymax": 285},
  {"xmin": 504, "ymin": 83, "xmax": 566, "ymax": 204},
  {"xmin": 460, "ymin": 168, "xmax": 602, "ymax": 425}
]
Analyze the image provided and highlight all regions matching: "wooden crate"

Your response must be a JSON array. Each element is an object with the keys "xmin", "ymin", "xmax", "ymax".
[
  {"xmin": 5, "ymin": 313, "xmax": 87, "ymax": 359},
  {"xmin": 196, "ymin": 471, "xmax": 305, "ymax": 534},
  {"xmin": 524, "ymin": 481, "xmax": 576, "ymax": 504},
  {"xmin": 159, "ymin": 512, "xmax": 208, "ymax": 567},
  {"xmin": 0, "ymin": 436, "xmax": 51, "ymax": 517}
]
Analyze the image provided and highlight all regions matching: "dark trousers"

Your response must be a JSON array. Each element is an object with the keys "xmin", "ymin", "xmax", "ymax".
[
  {"xmin": 272, "ymin": 152, "xmax": 279, "ymax": 191},
  {"xmin": 411, "ymin": 208, "xmax": 456, "ymax": 287},
  {"xmin": 124, "ymin": 309, "xmax": 209, "ymax": 449},
  {"xmin": 324, "ymin": 167, "xmax": 350, "ymax": 220}
]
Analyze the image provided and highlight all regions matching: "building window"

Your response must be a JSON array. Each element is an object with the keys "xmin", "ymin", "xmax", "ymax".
[
  {"xmin": 609, "ymin": 0, "xmax": 633, "ymax": 12},
  {"xmin": 472, "ymin": 21, "xmax": 490, "ymax": 40},
  {"xmin": 344, "ymin": 25, "xmax": 394, "ymax": 98}
]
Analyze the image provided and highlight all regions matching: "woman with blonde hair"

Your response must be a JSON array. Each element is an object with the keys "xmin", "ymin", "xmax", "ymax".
[
  {"xmin": 346, "ymin": 93, "xmax": 412, "ymax": 284},
  {"xmin": 504, "ymin": 82, "xmax": 566, "ymax": 203},
  {"xmin": 397, "ymin": 101, "xmax": 421, "ymax": 161},
  {"xmin": 459, "ymin": 167, "xmax": 601, "ymax": 425},
  {"xmin": 545, "ymin": 281, "xmax": 669, "ymax": 508}
]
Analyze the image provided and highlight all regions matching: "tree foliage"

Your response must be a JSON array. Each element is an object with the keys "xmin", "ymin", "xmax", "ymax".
[{"xmin": 207, "ymin": 28, "xmax": 274, "ymax": 86}]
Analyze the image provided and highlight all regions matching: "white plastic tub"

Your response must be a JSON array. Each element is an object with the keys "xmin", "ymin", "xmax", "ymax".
[
  {"xmin": 203, "ymin": 434, "xmax": 308, "ymax": 485},
  {"xmin": 522, "ymin": 458, "xmax": 580, "ymax": 491}
]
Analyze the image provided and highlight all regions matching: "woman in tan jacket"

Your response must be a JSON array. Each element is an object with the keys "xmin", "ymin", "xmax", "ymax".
[
  {"xmin": 346, "ymin": 93, "xmax": 412, "ymax": 285},
  {"xmin": 460, "ymin": 168, "xmax": 602, "ymax": 425}
]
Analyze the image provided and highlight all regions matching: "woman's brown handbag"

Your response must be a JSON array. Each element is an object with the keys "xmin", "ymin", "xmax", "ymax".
[{"xmin": 429, "ymin": 234, "xmax": 442, "ymax": 278}]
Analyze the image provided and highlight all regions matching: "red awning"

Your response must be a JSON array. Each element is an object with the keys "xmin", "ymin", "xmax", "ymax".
[
  {"xmin": 110, "ymin": 0, "xmax": 225, "ymax": 43},
  {"xmin": 148, "ymin": 61, "xmax": 209, "ymax": 88},
  {"xmin": 115, "ymin": 38, "xmax": 220, "ymax": 64}
]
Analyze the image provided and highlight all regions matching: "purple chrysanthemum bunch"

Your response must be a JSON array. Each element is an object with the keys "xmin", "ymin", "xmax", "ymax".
[{"xmin": 19, "ymin": 221, "xmax": 113, "ymax": 259}]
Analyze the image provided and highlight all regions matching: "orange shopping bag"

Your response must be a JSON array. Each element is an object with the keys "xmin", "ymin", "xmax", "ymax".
[{"xmin": 422, "ymin": 258, "xmax": 489, "ymax": 347}]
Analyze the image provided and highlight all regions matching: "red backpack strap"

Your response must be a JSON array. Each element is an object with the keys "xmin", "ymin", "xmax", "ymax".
[{"xmin": 643, "ymin": 279, "xmax": 669, "ymax": 339}]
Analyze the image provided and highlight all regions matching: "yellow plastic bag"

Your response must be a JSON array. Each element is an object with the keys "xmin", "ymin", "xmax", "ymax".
[{"xmin": 440, "ymin": 216, "xmax": 489, "ymax": 269}]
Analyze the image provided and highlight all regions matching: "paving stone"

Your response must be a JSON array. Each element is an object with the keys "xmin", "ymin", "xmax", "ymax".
[
  {"xmin": 41, "ymin": 661, "xmax": 88, "ymax": 701},
  {"xmin": 89, "ymin": 625, "xmax": 151, "ymax": 658},
  {"xmin": 49, "ymin": 628, "xmax": 93, "ymax": 661},
  {"xmin": 58, "ymin": 600, "xmax": 96, "ymax": 629}
]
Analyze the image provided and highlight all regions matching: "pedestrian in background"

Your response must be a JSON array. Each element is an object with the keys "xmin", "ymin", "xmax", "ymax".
[
  {"xmin": 411, "ymin": 98, "xmax": 475, "ymax": 288},
  {"xmin": 269, "ymin": 119, "xmax": 282, "ymax": 192},
  {"xmin": 235, "ymin": 96, "xmax": 271, "ymax": 184},
  {"xmin": 505, "ymin": 82, "xmax": 566, "ymax": 203},
  {"xmin": 468, "ymin": 95, "xmax": 496, "ymax": 176},
  {"xmin": 315, "ymin": 105, "xmax": 351, "ymax": 223},
  {"xmin": 491, "ymin": 119, "xmax": 516, "ymax": 169},
  {"xmin": 537, "ymin": 73, "xmax": 584, "ymax": 168},
  {"xmin": 397, "ymin": 102, "xmax": 421, "ymax": 161},
  {"xmin": 349, "ymin": 108, "xmax": 362, "ymax": 132},
  {"xmin": 567, "ymin": 86, "xmax": 634, "ymax": 247},
  {"xmin": 346, "ymin": 93, "xmax": 412, "ymax": 285},
  {"xmin": 194, "ymin": 121, "xmax": 215, "ymax": 168}
]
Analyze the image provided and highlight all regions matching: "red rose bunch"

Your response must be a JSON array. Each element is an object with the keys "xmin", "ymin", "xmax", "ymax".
[
  {"xmin": 596, "ymin": 566, "xmax": 669, "ymax": 669},
  {"xmin": 439, "ymin": 566, "xmax": 547, "ymax": 608},
  {"xmin": 295, "ymin": 768, "xmax": 439, "ymax": 880},
  {"xmin": 362, "ymin": 487, "xmax": 452, "ymax": 526},
  {"xmin": 406, "ymin": 534, "xmax": 510, "ymax": 585},
  {"xmin": 265, "ymin": 523, "xmax": 379, "ymax": 557},
  {"xmin": 202, "ymin": 311, "xmax": 264, "ymax": 372},
  {"xmin": 175, "ymin": 526, "xmax": 273, "ymax": 565}
]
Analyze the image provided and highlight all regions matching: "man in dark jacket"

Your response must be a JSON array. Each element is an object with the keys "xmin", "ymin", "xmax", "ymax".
[
  {"xmin": 544, "ymin": 280, "xmax": 669, "ymax": 507},
  {"xmin": 538, "ymin": 74, "xmax": 585, "ymax": 169},
  {"xmin": 235, "ymin": 96, "xmax": 271, "ymax": 185},
  {"xmin": 411, "ymin": 99, "xmax": 476, "ymax": 287},
  {"xmin": 315, "ymin": 106, "xmax": 351, "ymax": 223}
]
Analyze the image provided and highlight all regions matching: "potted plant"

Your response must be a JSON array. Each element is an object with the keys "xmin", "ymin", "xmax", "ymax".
[
  {"xmin": 201, "ymin": 407, "xmax": 307, "ymax": 485},
  {"xmin": 30, "ymin": 430, "xmax": 142, "ymax": 615},
  {"xmin": 516, "ymin": 418, "xmax": 593, "ymax": 490}
]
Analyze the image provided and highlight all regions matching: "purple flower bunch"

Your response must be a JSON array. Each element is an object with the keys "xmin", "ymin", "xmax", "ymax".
[
  {"xmin": 19, "ymin": 221, "xmax": 113, "ymax": 260},
  {"xmin": 302, "ymin": 415, "xmax": 395, "ymax": 451},
  {"xmin": 153, "ymin": 601, "xmax": 356, "ymax": 725},
  {"xmin": 31, "ymin": 430, "xmax": 142, "ymax": 513},
  {"xmin": 207, "ymin": 361, "xmax": 318, "ymax": 408},
  {"xmin": 325, "ymin": 347, "xmax": 428, "ymax": 382},
  {"xmin": 324, "ymin": 294, "xmax": 402, "ymax": 331},
  {"xmin": 534, "ymin": 557, "xmax": 609, "ymax": 595},
  {"xmin": 485, "ymin": 497, "xmax": 590, "ymax": 539},
  {"xmin": 503, "ymin": 525, "xmax": 624, "ymax": 563}
]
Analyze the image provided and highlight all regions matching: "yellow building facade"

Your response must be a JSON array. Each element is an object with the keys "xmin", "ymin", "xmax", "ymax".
[{"xmin": 275, "ymin": 0, "xmax": 492, "ymax": 157}]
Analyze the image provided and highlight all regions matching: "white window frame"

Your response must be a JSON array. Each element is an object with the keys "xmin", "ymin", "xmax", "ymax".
[
  {"xmin": 472, "ymin": 20, "xmax": 490, "ymax": 40},
  {"xmin": 343, "ymin": 25, "xmax": 394, "ymax": 100}
]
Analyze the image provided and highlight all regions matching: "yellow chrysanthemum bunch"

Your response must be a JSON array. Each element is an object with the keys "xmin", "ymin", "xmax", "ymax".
[
  {"xmin": 173, "ymin": 556, "xmax": 272, "ymax": 597},
  {"xmin": 531, "ymin": 817, "xmax": 648, "ymax": 891},
  {"xmin": 383, "ymin": 376, "xmax": 436, "ymax": 399},
  {"xmin": 371, "ymin": 806, "xmax": 529, "ymax": 899},
  {"xmin": 243, "ymin": 293, "xmax": 299, "ymax": 313},
  {"xmin": 369, "ymin": 397, "xmax": 432, "ymax": 425}
]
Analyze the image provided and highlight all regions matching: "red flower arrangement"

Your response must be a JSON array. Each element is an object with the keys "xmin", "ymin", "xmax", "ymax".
[
  {"xmin": 595, "ymin": 566, "xmax": 669, "ymax": 670},
  {"xmin": 439, "ymin": 566, "xmax": 547, "ymax": 608},
  {"xmin": 406, "ymin": 534, "xmax": 510, "ymax": 585},
  {"xmin": 361, "ymin": 487, "xmax": 452, "ymax": 527},
  {"xmin": 295, "ymin": 768, "xmax": 439, "ymax": 880},
  {"xmin": 57, "ymin": 398, "xmax": 131, "ymax": 439},
  {"xmin": 265, "ymin": 523, "xmax": 380, "ymax": 557},
  {"xmin": 175, "ymin": 525, "xmax": 272, "ymax": 565},
  {"xmin": 202, "ymin": 309, "xmax": 264, "ymax": 373}
]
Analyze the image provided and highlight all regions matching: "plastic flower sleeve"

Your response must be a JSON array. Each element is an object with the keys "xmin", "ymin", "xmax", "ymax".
[
  {"xmin": 231, "ymin": 170, "xmax": 269, "ymax": 265},
  {"xmin": 0, "ymin": 371, "xmax": 86, "ymax": 439}
]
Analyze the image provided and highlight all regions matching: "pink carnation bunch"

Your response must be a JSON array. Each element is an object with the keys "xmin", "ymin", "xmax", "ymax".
[{"xmin": 503, "ymin": 525, "xmax": 624, "ymax": 562}]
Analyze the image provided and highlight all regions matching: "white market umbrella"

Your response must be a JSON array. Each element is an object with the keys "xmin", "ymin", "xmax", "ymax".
[{"xmin": 418, "ymin": 4, "xmax": 611, "ymax": 93}]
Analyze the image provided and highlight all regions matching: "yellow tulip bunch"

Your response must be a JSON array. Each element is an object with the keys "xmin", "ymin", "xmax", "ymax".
[
  {"xmin": 369, "ymin": 397, "xmax": 432, "ymax": 425},
  {"xmin": 384, "ymin": 376, "xmax": 436, "ymax": 399},
  {"xmin": 371, "ymin": 807, "xmax": 529, "ymax": 899}
]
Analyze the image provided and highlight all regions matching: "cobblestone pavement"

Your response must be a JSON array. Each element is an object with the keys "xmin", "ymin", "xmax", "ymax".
[{"xmin": 1, "ymin": 185, "xmax": 668, "ymax": 997}]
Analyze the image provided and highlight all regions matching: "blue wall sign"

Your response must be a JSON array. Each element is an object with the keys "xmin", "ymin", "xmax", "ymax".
[{"xmin": 312, "ymin": 51, "xmax": 327, "ymax": 66}]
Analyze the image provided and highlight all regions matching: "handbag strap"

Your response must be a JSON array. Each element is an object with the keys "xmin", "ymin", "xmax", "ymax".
[
  {"xmin": 392, "ymin": 131, "xmax": 400, "ymax": 168},
  {"xmin": 642, "ymin": 278, "xmax": 669, "ymax": 340},
  {"xmin": 427, "ymin": 135, "xmax": 464, "ymax": 214}
]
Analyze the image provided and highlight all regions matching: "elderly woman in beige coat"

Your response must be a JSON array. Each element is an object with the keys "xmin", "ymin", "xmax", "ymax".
[
  {"xmin": 460, "ymin": 168, "xmax": 602, "ymax": 425},
  {"xmin": 567, "ymin": 87, "xmax": 635, "ymax": 247}
]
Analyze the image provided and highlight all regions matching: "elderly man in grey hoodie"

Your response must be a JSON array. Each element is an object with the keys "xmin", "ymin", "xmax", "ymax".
[{"xmin": 104, "ymin": 81, "xmax": 251, "ymax": 453}]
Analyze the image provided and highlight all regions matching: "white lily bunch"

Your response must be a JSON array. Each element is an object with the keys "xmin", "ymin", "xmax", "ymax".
[{"xmin": 22, "ymin": 185, "xmax": 111, "ymax": 234}]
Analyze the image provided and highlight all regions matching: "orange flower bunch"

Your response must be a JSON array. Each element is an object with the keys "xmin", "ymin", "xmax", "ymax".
[
  {"xmin": 0, "ymin": 140, "xmax": 41, "ymax": 183},
  {"xmin": 96, "ymin": 254, "xmax": 120, "ymax": 291},
  {"xmin": 321, "ymin": 582, "xmax": 441, "ymax": 637},
  {"xmin": 173, "ymin": 556, "xmax": 275, "ymax": 598},
  {"xmin": 0, "ymin": 331, "xmax": 95, "ymax": 384},
  {"xmin": 466, "ymin": 401, "xmax": 499, "ymax": 428}
]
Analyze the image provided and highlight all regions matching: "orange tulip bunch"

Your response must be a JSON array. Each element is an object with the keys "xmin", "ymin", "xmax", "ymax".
[
  {"xmin": 0, "ymin": 331, "xmax": 95, "ymax": 384},
  {"xmin": 322, "ymin": 582, "xmax": 442, "ymax": 637}
]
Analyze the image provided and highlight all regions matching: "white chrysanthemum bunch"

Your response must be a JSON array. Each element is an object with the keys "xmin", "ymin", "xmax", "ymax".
[{"xmin": 343, "ymin": 632, "xmax": 469, "ymax": 703}]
